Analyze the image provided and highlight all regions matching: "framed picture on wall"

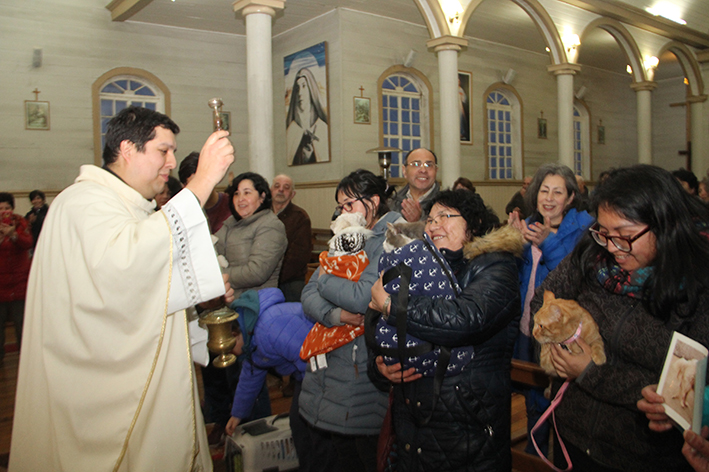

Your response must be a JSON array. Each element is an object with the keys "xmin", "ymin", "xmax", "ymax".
[
  {"xmin": 598, "ymin": 122, "xmax": 605, "ymax": 144},
  {"xmin": 284, "ymin": 41, "xmax": 330, "ymax": 166},
  {"xmin": 458, "ymin": 71, "xmax": 472, "ymax": 144},
  {"xmin": 25, "ymin": 100, "xmax": 50, "ymax": 130},
  {"xmin": 538, "ymin": 118, "xmax": 547, "ymax": 139},
  {"xmin": 354, "ymin": 97, "xmax": 370, "ymax": 124}
]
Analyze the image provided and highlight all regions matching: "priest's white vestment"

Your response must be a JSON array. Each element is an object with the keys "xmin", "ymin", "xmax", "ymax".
[{"xmin": 9, "ymin": 165, "xmax": 225, "ymax": 472}]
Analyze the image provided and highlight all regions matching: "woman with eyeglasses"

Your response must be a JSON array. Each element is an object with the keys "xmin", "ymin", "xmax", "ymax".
[
  {"xmin": 369, "ymin": 189, "xmax": 523, "ymax": 472},
  {"xmin": 298, "ymin": 169, "xmax": 402, "ymax": 472},
  {"xmin": 508, "ymin": 163, "xmax": 594, "ymax": 456},
  {"xmin": 530, "ymin": 165, "xmax": 709, "ymax": 472}
]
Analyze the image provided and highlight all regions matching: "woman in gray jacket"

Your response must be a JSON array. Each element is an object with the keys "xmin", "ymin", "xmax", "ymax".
[
  {"xmin": 215, "ymin": 172, "xmax": 287, "ymax": 298},
  {"xmin": 210, "ymin": 172, "xmax": 287, "ymax": 437},
  {"xmin": 299, "ymin": 169, "xmax": 400, "ymax": 472}
]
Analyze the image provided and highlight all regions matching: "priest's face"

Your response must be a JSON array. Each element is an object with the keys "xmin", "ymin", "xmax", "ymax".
[{"xmin": 130, "ymin": 126, "xmax": 177, "ymax": 200}]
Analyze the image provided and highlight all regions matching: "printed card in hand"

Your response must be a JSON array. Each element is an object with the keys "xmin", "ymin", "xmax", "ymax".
[{"xmin": 657, "ymin": 331, "xmax": 708, "ymax": 433}]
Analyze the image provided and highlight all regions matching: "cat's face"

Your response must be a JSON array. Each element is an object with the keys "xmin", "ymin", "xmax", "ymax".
[{"xmin": 532, "ymin": 291, "xmax": 574, "ymax": 344}]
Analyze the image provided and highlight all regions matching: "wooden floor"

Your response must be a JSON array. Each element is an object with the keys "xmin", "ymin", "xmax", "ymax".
[{"xmin": 0, "ymin": 325, "xmax": 546, "ymax": 471}]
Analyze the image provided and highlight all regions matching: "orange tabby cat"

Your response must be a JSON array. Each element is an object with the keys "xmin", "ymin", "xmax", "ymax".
[{"xmin": 533, "ymin": 290, "xmax": 606, "ymax": 376}]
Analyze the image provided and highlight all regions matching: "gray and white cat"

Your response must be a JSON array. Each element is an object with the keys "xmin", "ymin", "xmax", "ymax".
[{"xmin": 382, "ymin": 220, "xmax": 426, "ymax": 253}]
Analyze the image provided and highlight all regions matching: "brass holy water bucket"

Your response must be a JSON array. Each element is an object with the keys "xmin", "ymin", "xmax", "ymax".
[{"xmin": 199, "ymin": 306, "xmax": 238, "ymax": 368}]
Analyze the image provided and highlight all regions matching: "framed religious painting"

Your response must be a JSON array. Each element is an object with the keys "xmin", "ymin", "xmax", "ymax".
[
  {"xmin": 458, "ymin": 71, "xmax": 472, "ymax": 144},
  {"xmin": 354, "ymin": 96, "xmax": 370, "ymax": 124},
  {"xmin": 25, "ymin": 100, "xmax": 50, "ymax": 130},
  {"xmin": 284, "ymin": 42, "xmax": 331, "ymax": 166}
]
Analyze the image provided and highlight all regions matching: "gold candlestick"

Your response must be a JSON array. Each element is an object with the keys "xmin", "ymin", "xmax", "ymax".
[
  {"xmin": 199, "ymin": 305, "xmax": 238, "ymax": 368},
  {"xmin": 208, "ymin": 98, "xmax": 224, "ymax": 132}
]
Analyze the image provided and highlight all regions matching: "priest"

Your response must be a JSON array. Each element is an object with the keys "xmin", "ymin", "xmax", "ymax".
[{"xmin": 9, "ymin": 106, "xmax": 235, "ymax": 472}]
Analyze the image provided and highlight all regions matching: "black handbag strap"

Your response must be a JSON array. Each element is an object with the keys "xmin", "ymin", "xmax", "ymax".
[
  {"xmin": 421, "ymin": 237, "xmax": 461, "ymax": 296},
  {"xmin": 366, "ymin": 249, "xmax": 458, "ymax": 426}
]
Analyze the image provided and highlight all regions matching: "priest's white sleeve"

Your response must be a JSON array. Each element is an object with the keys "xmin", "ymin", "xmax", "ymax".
[{"xmin": 162, "ymin": 188, "xmax": 226, "ymax": 314}]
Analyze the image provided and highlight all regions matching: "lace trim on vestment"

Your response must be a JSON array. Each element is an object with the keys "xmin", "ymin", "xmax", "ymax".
[{"xmin": 163, "ymin": 203, "xmax": 201, "ymax": 307}]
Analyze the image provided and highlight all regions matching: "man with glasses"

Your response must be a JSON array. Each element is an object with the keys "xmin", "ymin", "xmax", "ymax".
[{"xmin": 389, "ymin": 148, "xmax": 440, "ymax": 222}]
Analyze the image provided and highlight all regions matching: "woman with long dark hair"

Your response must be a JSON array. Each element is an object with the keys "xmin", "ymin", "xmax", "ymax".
[
  {"xmin": 299, "ymin": 169, "xmax": 400, "ymax": 472},
  {"xmin": 531, "ymin": 165, "xmax": 709, "ymax": 472}
]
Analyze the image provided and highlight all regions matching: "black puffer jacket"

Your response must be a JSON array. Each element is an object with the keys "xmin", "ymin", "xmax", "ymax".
[{"xmin": 369, "ymin": 225, "xmax": 523, "ymax": 472}]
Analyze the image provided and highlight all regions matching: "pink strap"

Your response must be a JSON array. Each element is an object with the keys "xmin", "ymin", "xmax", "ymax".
[
  {"xmin": 520, "ymin": 245, "xmax": 543, "ymax": 336},
  {"xmin": 531, "ymin": 379, "xmax": 573, "ymax": 472}
]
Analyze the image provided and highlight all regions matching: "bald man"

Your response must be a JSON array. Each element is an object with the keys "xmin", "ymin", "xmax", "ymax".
[
  {"xmin": 272, "ymin": 174, "xmax": 312, "ymax": 302},
  {"xmin": 388, "ymin": 148, "xmax": 440, "ymax": 222}
]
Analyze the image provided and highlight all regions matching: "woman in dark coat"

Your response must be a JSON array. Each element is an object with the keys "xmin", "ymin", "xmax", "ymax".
[
  {"xmin": 535, "ymin": 165, "xmax": 709, "ymax": 472},
  {"xmin": 369, "ymin": 189, "xmax": 523, "ymax": 471}
]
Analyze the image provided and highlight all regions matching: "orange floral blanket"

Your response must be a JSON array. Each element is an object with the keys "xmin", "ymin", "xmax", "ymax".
[{"xmin": 300, "ymin": 251, "xmax": 369, "ymax": 361}]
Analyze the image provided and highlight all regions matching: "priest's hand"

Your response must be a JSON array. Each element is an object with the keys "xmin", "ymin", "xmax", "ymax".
[
  {"xmin": 223, "ymin": 273, "xmax": 235, "ymax": 304},
  {"xmin": 225, "ymin": 416, "xmax": 241, "ymax": 436},
  {"xmin": 187, "ymin": 130, "xmax": 235, "ymax": 206}
]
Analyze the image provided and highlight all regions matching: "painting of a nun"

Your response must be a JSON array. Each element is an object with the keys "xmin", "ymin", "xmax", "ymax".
[{"xmin": 284, "ymin": 42, "xmax": 330, "ymax": 166}]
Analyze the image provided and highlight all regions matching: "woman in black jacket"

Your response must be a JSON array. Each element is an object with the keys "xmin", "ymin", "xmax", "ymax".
[{"xmin": 369, "ymin": 189, "xmax": 523, "ymax": 471}]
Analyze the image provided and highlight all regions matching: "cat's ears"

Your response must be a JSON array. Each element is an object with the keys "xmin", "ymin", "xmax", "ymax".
[
  {"xmin": 543, "ymin": 290, "xmax": 556, "ymax": 303},
  {"xmin": 386, "ymin": 222, "xmax": 397, "ymax": 233}
]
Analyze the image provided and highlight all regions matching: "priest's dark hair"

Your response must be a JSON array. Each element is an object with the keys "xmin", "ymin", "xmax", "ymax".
[
  {"xmin": 226, "ymin": 172, "xmax": 272, "ymax": 221},
  {"xmin": 102, "ymin": 106, "xmax": 180, "ymax": 165}
]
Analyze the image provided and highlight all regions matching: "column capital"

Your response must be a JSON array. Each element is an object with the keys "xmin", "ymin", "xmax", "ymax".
[
  {"xmin": 233, "ymin": 0, "xmax": 284, "ymax": 17},
  {"xmin": 688, "ymin": 94, "xmax": 708, "ymax": 104},
  {"xmin": 426, "ymin": 35, "xmax": 468, "ymax": 52},
  {"xmin": 630, "ymin": 81, "xmax": 657, "ymax": 92},
  {"xmin": 546, "ymin": 63, "xmax": 581, "ymax": 76}
]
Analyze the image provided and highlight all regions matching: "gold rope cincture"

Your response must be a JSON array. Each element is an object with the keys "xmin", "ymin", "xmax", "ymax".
[{"xmin": 113, "ymin": 212, "xmax": 174, "ymax": 472}]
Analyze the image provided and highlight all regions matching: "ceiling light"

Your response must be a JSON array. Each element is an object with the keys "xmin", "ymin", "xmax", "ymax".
[
  {"xmin": 626, "ymin": 65, "xmax": 633, "ymax": 75},
  {"xmin": 646, "ymin": 3, "xmax": 687, "ymax": 25},
  {"xmin": 440, "ymin": 0, "xmax": 464, "ymax": 35}
]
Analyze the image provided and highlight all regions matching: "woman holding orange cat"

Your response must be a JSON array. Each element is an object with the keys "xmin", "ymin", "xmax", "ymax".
[{"xmin": 530, "ymin": 165, "xmax": 709, "ymax": 472}]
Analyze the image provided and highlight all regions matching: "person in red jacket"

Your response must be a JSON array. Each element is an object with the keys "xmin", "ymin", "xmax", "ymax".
[{"xmin": 0, "ymin": 192, "xmax": 32, "ymax": 360}]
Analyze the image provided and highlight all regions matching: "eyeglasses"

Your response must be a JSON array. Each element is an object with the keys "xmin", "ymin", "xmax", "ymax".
[
  {"xmin": 335, "ymin": 196, "xmax": 365, "ymax": 213},
  {"xmin": 406, "ymin": 161, "xmax": 437, "ymax": 169},
  {"xmin": 588, "ymin": 223, "xmax": 651, "ymax": 253},
  {"xmin": 426, "ymin": 213, "xmax": 463, "ymax": 226}
]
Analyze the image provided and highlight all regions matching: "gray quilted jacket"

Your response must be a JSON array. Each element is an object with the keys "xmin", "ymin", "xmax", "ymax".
[
  {"xmin": 215, "ymin": 209, "xmax": 287, "ymax": 298},
  {"xmin": 299, "ymin": 211, "xmax": 402, "ymax": 435}
]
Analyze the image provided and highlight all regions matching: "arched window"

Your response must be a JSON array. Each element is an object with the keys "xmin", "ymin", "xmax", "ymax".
[
  {"xmin": 92, "ymin": 68, "xmax": 170, "ymax": 165},
  {"xmin": 573, "ymin": 101, "xmax": 591, "ymax": 178},
  {"xmin": 378, "ymin": 67, "xmax": 433, "ymax": 178},
  {"xmin": 484, "ymin": 85, "xmax": 522, "ymax": 180}
]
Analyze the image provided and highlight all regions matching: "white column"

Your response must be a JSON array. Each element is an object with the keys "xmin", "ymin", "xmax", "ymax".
[
  {"xmin": 689, "ymin": 95, "xmax": 708, "ymax": 174},
  {"xmin": 548, "ymin": 64, "xmax": 581, "ymax": 170},
  {"xmin": 427, "ymin": 36, "xmax": 468, "ymax": 188},
  {"xmin": 630, "ymin": 81, "xmax": 656, "ymax": 164},
  {"xmin": 234, "ymin": 1, "xmax": 285, "ymax": 182}
]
